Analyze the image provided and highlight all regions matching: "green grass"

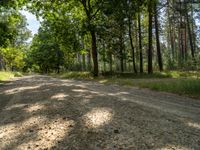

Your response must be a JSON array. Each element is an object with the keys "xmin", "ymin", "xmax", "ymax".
[
  {"xmin": 98, "ymin": 71, "xmax": 200, "ymax": 99},
  {"xmin": 140, "ymin": 79, "xmax": 200, "ymax": 98},
  {"xmin": 106, "ymin": 71, "xmax": 200, "ymax": 79},
  {"xmin": 50, "ymin": 71, "xmax": 93, "ymax": 79},
  {"xmin": 98, "ymin": 78, "xmax": 200, "ymax": 98},
  {"xmin": 50, "ymin": 71, "xmax": 200, "ymax": 99},
  {"xmin": 0, "ymin": 71, "xmax": 23, "ymax": 81}
]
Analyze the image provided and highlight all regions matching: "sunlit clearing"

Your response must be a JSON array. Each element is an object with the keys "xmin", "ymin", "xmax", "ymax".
[
  {"xmin": 51, "ymin": 93, "xmax": 69, "ymax": 100},
  {"xmin": 24, "ymin": 104, "xmax": 46, "ymax": 113},
  {"xmin": 5, "ymin": 85, "xmax": 41, "ymax": 94},
  {"xmin": 83, "ymin": 108, "xmax": 113, "ymax": 128},
  {"xmin": 187, "ymin": 122, "xmax": 200, "ymax": 129},
  {"xmin": 157, "ymin": 145, "xmax": 189, "ymax": 150}
]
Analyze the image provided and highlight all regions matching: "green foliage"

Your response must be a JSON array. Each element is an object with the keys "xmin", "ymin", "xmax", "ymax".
[
  {"xmin": 0, "ymin": 71, "xmax": 15, "ymax": 81},
  {"xmin": 0, "ymin": 0, "xmax": 25, "ymax": 8},
  {"xmin": 28, "ymin": 23, "xmax": 66, "ymax": 73},
  {"xmin": 0, "ymin": 47, "xmax": 26, "ymax": 70},
  {"xmin": 0, "ymin": 9, "xmax": 31, "ymax": 47},
  {"xmin": 0, "ymin": 71, "xmax": 22, "ymax": 81},
  {"xmin": 0, "ymin": 8, "xmax": 31, "ymax": 71}
]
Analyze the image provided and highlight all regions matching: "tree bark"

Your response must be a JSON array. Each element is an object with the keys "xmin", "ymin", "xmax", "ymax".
[
  {"xmin": 90, "ymin": 30, "xmax": 99, "ymax": 76},
  {"xmin": 82, "ymin": 54, "xmax": 86, "ymax": 71},
  {"xmin": 128, "ymin": 15, "xmax": 137, "ymax": 73},
  {"xmin": 138, "ymin": 13, "xmax": 143, "ymax": 73},
  {"xmin": 80, "ymin": 0, "xmax": 99, "ymax": 76},
  {"xmin": 148, "ymin": 1, "xmax": 153, "ymax": 74},
  {"xmin": 109, "ymin": 51, "xmax": 112, "ymax": 73},
  {"xmin": 186, "ymin": 7, "xmax": 195, "ymax": 59},
  {"xmin": 154, "ymin": 2, "xmax": 163, "ymax": 71},
  {"xmin": 120, "ymin": 45, "xmax": 124, "ymax": 73},
  {"xmin": 87, "ymin": 49, "xmax": 91, "ymax": 71}
]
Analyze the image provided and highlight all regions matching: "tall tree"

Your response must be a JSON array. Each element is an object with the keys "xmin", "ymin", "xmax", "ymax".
[
  {"xmin": 154, "ymin": 0, "xmax": 163, "ymax": 71},
  {"xmin": 148, "ymin": 0, "xmax": 153, "ymax": 74},
  {"xmin": 78, "ymin": 0, "xmax": 104, "ymax": 76},
  {"xmin": 138, "ymin": 12, "xmax": 143, "ymax": 73}
]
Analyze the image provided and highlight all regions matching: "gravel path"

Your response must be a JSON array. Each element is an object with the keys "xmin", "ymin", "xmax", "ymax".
[{"xmin": 0, "ymin": 75, "xmax": 200, "ymax": 150}]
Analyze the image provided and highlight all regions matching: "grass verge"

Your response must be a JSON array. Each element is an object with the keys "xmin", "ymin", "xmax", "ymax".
[
  {"xmin": 98, "ymin": 78, "xmax": 200, "ymax": 99},
  {"xmin": 0, "ymin": 71, "xmax": 23, "ymax": 81},
  {"xmin": 50, "ymin": 72, "xmax": 93, "ymax": 79},
  {"xmin": 50, "ymin": 71, "xmax": 200, "ymax": 99}
]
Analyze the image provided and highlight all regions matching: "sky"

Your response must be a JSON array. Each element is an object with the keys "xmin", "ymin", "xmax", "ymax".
[{"xmin": 20, "ymin": 10, "xmax": 41, "ymax": 41}]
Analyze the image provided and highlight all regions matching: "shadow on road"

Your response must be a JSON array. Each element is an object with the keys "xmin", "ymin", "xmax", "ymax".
[{"xmin": 0, "ymin": 75, "xmax": 199, "ymax": 150}]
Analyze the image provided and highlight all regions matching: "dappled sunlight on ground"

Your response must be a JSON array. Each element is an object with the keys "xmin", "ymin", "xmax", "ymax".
[
  {"xmin": 187, "ymin": 122, "xmax": 200, "ymax": 129},
  {"xmin": 0, "ymin": 116, "xmax": 47, "ymax": 149},
  {"xmin": 4, "ymin": 85, "xmax": 41, "ymax": 95},
  {"xmin": 156, "ymin": 145, "xmax": 189, "ymax": 150},
  {"xmin": 107, "ymin": 91, "xmax": 130, "ymax": 96},
  {"xmin": 51, "ymin": 93, "xmax": 69, "ymax": 101},
  {"xmin": 0, "ymin": 113, "xmax": 75, "ymax": 150},
  {"xmin": 72, "ymin": 89, "xmax": 89, "ymax": 93},
  {"xmin": 99, "ymin": 79, "xmax": 108, "ymax": 84},
  {"xmin": 16, "ymin": 118, "xmax": 75, "ymax": 149},
  {"xmin": 83, "ymin": 107, "xmax": 113, "ymax": 128},
  {"xmin": 0, "ymin": 75, "xmax": 200, "ymax": 149},
  {"xmin": 4, "ymin": 103, "xmax": 28, "ymax": 111},
  {"xmin": 23, "ymin": 103, "xmax": 46, "ymax": 113}
]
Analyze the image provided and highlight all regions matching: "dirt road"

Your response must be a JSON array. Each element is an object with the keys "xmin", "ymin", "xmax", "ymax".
[{"xmin": 0, "ymin": 75, "xmax": 200, "ymax": 150}]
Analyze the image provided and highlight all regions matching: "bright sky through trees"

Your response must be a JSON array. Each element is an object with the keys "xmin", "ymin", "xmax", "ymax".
[{"xmin": 20, "ymin": 10, "xmax": 40, "ymax": 42}]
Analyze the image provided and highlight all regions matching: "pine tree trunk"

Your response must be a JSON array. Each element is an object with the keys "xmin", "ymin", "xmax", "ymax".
[
  {"xmin": 128, "ymin": 15, "xmax": 137, "ymax": 73},
  {"xmin": 154, "ymin": 2, "xmax": 163, "ymax": 71},
  {"xmin": 186, "ymin": 8, "xmax": 195, "ymax": 59},
  {"xmin": 138, "ymin": 13, "xmax": 143, "ymax": 73},
  {"xmin": 148, "ymin": 1, "xmax": 153, "ymax": 74},
  {"xmin": 119, "ymin": 33, "xmax": 124, "ymax": 73},
  {"xmin": 109, "ymin": 52, "xmax": 112, "ymax": 73},
  {"xmin": 82, "ymin": 54, "xmax": 86, "ymax": 71}
]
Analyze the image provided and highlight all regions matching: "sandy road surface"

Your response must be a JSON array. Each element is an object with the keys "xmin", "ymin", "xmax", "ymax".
[{"xmin": 0, "ymin": 75, "xmax": 200, "ymax": 150}]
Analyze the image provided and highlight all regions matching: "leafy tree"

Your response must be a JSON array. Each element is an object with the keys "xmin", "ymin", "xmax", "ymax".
[
  {"xmin": 0, "ymin": 8, "xmax": 31, "ymax": 71},
  {"xmin": 0, "ymin": 47, "xmax": 25, "ymax": 70}
]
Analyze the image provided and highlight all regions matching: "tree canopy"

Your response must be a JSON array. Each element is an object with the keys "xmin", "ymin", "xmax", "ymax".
[{"xmin": 0, "ymin": 0, "xmax": 200, "ymax": 75}]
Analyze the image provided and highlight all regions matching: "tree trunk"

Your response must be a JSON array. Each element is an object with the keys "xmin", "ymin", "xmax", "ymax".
[
  {"xmin": 148, "ymin": 1, "xmax": 153, "ymax": 74},
  {"xmin": 119, "ymin": 32, "xmax": 124, "ymax": 73},
  {"xmin": 138, "ymin": 13, "xmax": 143, "ymax": 73},
  {"xmin": 109, "ymin": 51, "xmax": 112, "ymax": 73},
  {"xmin": 0, "ymin": 56, "xmax": 3, "ymax": 71},
  {"xmin": 154, "ymin": 2, "xmax": 163, "ymax": 71},
  {"xmin": 186, "ymin": 8, "xmax": 195, "ymax": 59},
  {"xmin": 103, "ymin": 42, "xmax": 106, "ymax": 72},
  {"xmin": 191, "ymin": 2, "xmax": 196, "ymax": 55},
  {"xmin": 82, "ymin": 54, "xmax": 86, "ymax": 71},
  {"xmin": 120, "ymin": 47, "xmax": 124, "ymax": 73},
  {"xmin": 128, "ymin": 15, "xmax": 137, "ymax": 73},
  {"xmin": 90, "ymin": 30, "xmax": 99, "ymax": 76},
  {"xmin": 87, "ymin": 49, "xmax": 91, "ymax": 71}
]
